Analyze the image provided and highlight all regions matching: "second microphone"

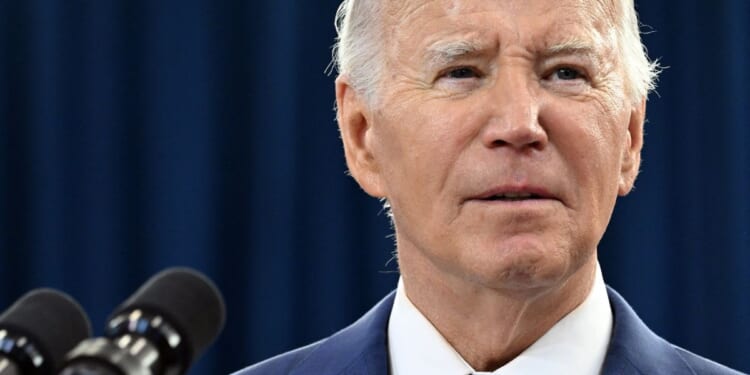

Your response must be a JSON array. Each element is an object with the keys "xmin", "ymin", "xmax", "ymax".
[{"xmin": 58, "ymin": 268, "xmax": 226, "ymax": 375}]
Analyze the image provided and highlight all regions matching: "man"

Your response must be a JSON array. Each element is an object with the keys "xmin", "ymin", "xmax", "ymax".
[{"xmin": 234, "ymin": 0, "xmax": 743, "ymax": 373}]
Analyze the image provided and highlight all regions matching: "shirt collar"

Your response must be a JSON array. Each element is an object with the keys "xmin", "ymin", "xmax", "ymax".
[{"xmin": 387, "ymin": 263, "xmax": 612, "ymax": 375}]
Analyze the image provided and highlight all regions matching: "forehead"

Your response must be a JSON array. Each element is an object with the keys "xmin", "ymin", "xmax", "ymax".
[
  {"xmin": 385, "ymin": 0, "xmax": 614, "ymax": 25},
  {"xmin": 384, "ymin": 0, "xmax": 616, "ymax": 53}
]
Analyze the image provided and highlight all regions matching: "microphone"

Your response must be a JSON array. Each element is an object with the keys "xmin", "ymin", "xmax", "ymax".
[
  {"xmin": 0, "ymin": 289, "xmax": 92, "ymax": 375},
  {"xmin": 59, "ymin": 268, "xmax": 226, "ymax": 375}
]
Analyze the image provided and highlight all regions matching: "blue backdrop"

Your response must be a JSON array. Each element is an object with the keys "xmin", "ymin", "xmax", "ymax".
[{"xmin": 1, "ymin": 0, "xmax": 748, "ymax": 373}]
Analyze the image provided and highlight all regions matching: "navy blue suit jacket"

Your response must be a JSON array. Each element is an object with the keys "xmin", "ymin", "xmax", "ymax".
[{"xmin": 233, "ymin": 287, "xmax": 743, "ymax": 374}]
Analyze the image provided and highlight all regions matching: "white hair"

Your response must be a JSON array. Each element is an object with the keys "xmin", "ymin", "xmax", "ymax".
[
  {"xmin": 333, "ymin": 0, "xmax": 660, "ymax": 105},
  {"xmin": 332, "ymin": 0, "xmax": 384, "ymax": 104},
  {"xmin": 612, "ymin": 0, "xmax": 662, "ymax": 102}
]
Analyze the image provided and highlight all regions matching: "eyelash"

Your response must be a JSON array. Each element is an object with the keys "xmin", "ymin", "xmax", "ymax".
[
  {"xmin": 440, "ymin": 66, "xmax": 586, "ymax": 80},
  {"xmin": 440, "ymin": 66, "xmax": 483, "ymax": 80},
  {"xmin": 547, "ymin": 66, "xmax": 587, "ymax": 81},
  {"xmin": 435, "ymin": 65, "xmax": 590, "ymax": 96}
]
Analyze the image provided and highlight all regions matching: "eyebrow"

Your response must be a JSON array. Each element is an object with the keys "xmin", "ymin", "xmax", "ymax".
[
  {"xmin": 422, "ymin": 37, "xmax": 604, "ymax": 70},
  {"xmin": 541, "ymin": 38, "xmax": 600, "ymax": 60},
  {"xmin": 424, "ymin": 39, "xmax": 488, "ymax": 69}
]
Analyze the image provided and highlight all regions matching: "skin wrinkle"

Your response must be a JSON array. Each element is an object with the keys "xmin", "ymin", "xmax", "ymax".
[
  {"xmin": 381, "ymin": 0, "xmax": 625, "ymax": 105},
  {"xmin": 338, "ymin": 0, "xmax": 653, "ymax": 108},
  {"xmin": 401, "ymin": 12, "xmax": 616, "ymax": 95}
]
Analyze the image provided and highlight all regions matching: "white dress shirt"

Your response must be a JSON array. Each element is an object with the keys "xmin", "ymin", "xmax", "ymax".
[{"xmin": 388, "ymin": 264, "xmax": 613, "ymax": 375}]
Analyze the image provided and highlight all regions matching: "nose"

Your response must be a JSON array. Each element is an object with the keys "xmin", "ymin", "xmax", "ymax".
[{"xmin": 480, "ymin": 68, "xmax": 548, "ymax": 151}]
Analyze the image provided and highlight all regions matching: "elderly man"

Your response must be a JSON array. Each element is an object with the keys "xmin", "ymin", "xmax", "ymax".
[{"xmin": 234, "ymin": 0, "xmax": 743, "ymax": 374}]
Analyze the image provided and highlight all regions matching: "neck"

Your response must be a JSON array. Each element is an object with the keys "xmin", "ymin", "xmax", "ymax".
[{"xmin": 398, "ymin": 250, "xmax": 597, "ymax": 371}]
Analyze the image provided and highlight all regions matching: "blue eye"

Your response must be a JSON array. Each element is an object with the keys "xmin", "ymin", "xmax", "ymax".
[
  {"xmin": 446, "ymin": 67, "xmax": 479, "ymax": 79},
  {"xmin": 554, "ymin": 67, "xmax": 583, "ymax": 80}
]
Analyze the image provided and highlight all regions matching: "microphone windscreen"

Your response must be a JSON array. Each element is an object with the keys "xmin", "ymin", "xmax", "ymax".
[
  {"xmin": 0, "ymin": 289, "xmax": 92, "ymax": 370},
  {"xmin": 110, "ymin": 267, "xmax": 226, "ymax": 367}
]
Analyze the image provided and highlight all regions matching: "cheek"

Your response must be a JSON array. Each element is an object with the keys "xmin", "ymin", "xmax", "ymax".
[
  {"xmin": 373, "ymin": 100, "xmax": 484, "ymax": 198},
  {"xmin": 544, "ymin": 103, "xmax": 627, "ymax": 213}
]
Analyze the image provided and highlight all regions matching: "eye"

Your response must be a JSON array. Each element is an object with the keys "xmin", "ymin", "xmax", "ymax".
[
  {"xmin": 442, "ymin": 66, "xmax": 482, "ymax": 79},
  {"xmin": 540, "ymin": 65, "xmax": 591, "ymax": 94},
  {"xmin": 434, "ymin": 65, "xmax": 485, "ymax": 93},
  {"xmin": 551, "ymin": 67, "xmax": 585, "ymax": 81}
]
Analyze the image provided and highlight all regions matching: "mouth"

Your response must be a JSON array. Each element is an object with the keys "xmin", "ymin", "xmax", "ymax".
[
  {"xmin": 472, "ymin": 186, "xmax": 558, "ymax": 203},
  {"xmin": 481, "ymin": 192, "xmax": 545, "ymax": 201}
]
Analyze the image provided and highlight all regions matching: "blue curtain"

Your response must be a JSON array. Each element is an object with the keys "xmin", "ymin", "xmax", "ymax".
[{"xmin": 1, "ymin": 1, "xmax": 747, "ymax": 373}]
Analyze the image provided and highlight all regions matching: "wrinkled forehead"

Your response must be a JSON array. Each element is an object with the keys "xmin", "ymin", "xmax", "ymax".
[
  {"xmin": 382, "ymin": 0, "xmax": 619, "ymax": 50},
  {"xmin": 384, "ymin": 0, "xmax": 618, "ymax": 23}
]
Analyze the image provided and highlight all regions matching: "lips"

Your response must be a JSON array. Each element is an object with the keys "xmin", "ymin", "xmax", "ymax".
[{"xmin": 473, "ymin": 186, "xmax": 558, "ymax": 202}]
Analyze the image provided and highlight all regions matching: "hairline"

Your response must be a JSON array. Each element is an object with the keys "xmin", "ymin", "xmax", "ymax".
[{"xmin": 334, "ymin": 0, "xmax": 659, "ymax": 107}]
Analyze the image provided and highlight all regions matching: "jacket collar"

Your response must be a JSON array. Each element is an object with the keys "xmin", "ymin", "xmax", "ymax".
[
  {"xmin": 602, "ymin": 287, "xmax": 693, "ymax": 374},
  {"xmin": 290, "ymin": 287, "xmax": 692, "ymax": 375},
  {"xmin": 290, "ymin": 292, "xmax": 395, "ymax": 375}
]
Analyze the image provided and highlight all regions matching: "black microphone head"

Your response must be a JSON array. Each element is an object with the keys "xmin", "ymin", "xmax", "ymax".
[
  {"xmin": 0, "ymin": 289, "xmax": 92, "ymax": 372},
  {"xmin": 110, "ymin": 267, "xmax": 226, "ymax": 369}
]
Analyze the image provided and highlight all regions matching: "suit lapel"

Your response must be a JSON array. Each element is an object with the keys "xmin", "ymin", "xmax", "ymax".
[
  {"xmin": 290, "ymin": 292, "xmax": 395, "ymax": 375},
  {"xmin": 602, "ymin": 287, "xmax": 694, "ymax": 374}
]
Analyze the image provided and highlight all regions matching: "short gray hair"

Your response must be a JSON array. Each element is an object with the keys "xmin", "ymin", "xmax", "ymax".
[
  {"xmin": 612, "ymin": 0, "xmax": 661, "ymax": 102},
  {"xmin": 332, "ymin": 0, "xmax": 660, "ymax": 104},
  {"xmin": 332, "ymin": 0, "xmax": 384, "ymax": 103}
]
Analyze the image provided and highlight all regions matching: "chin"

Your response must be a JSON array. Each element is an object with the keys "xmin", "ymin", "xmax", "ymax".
[{"xmin": 466, "ymin": 241, "xmax": 578, "ymax": 294}]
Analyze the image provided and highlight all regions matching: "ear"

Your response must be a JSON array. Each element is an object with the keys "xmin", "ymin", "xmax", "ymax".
[
  {"xmin": 336, "ymin": 76, "xmax": 387, "ymax": 198},
  {"xmin": 618, "ymin": 98, "xmax": 646, "ymax": 196}
]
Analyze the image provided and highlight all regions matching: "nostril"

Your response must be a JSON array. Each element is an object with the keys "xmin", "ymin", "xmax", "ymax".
[
  {"xmin": 488, "ymin": 138, "xmax": 545, "ymax": 151},
  {"xmin": 491, "ymin": 139, "xmax": 510, "ymax": 147},
  {"xmin": 529, "ymin": 140, "xmax": 545, "ymax": 150}
]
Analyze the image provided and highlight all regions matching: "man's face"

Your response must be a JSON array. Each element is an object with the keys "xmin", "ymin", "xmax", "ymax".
[{"xmin": 338, "ymin": 0, "xmax": 644, "ymax": 292}]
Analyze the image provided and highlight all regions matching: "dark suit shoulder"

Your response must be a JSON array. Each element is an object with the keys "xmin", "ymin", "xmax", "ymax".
[
  {"xmin": 231, "ymin": 292, "xmax": 396, "ymax": 375},
  {"xmin": 672, "ymin": 345, "xmax": 746, "ymax": 375},
  {"xmin": 604, "ymin": 287, "xmax": 746, "ymax": 375},
  {"xmin": 230, "ymin": 340, "xmax": 323, "ymax": 375}
]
